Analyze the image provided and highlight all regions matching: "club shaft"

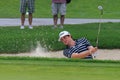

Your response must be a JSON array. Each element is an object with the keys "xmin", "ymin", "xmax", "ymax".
[{"xmin": 96, "ymin": 14, "xmax": 103, "ymax": 47}]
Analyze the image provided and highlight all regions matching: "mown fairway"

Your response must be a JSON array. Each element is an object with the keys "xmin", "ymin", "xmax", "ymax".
[
  {"xmin": 0, "ymin": 0, "xmax": 120, "ymax": 18},
  {"xmin": 0, "ymin": 57, "xmax": 120, "ymax": 80}
]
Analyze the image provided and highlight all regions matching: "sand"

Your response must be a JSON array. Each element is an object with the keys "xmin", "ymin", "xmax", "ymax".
[{"xmin": 0, "ymin": 49, "xmax": 120, "ymax": 60}]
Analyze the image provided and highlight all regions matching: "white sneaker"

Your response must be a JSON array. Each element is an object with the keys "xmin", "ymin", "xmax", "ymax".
[
  {"xmin": 20, "ymin": 26, "xmax": 24, "ymax": 29},
  {"xmin": 60, "ymin": 26, "xmax": 63, "ymax": 29},
  {"xmin": 29, "ymin": 26, "xmax": 33, "ymax": 29},
  {"xmin": 52, "ymin": 25, "xmax": 57, "ymax": 29}
]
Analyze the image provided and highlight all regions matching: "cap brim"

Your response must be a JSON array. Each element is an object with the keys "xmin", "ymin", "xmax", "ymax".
[{"xmin": 58, "ymin": 34, "xmax": 70, "ymax": 42}]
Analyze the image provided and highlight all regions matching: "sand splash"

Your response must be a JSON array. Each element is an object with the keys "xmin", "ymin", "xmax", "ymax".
[{"xmin": 0, "ymin": 42, "xmax": 120, "ymax": 60}]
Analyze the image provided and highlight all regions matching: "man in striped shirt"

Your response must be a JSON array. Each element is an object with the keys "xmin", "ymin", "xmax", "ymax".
[{"xmin": 58, "ymin": 31, "xmax": 97, "ymax": 59}]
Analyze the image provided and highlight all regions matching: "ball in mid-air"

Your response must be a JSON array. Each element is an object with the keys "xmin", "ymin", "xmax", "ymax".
[{"xmin": 26, "ymin": 12, "xmax": 29, "ymax": 15}]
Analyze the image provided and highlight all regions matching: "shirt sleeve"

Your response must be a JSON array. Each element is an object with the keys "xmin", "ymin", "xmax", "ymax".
[
  {"xmin": 78, "ymin": 37, "xmax": 91, "ymax": 47},
  {"xmin": 63, "ymin": 37, "xmax": 92, "ymax": 58},
  {"xmin": 63, "ymin": 49, "xmax": 72, "ymax": 58}
]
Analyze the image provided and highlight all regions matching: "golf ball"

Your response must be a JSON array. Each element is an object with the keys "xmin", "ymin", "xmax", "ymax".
[
  {"xmin": 26, "ymin": 12, "xmax": 29, "ymax": 15},
  {"xmin": 98, "ymin": 6, "xmax": 103, "ymax": 10}
]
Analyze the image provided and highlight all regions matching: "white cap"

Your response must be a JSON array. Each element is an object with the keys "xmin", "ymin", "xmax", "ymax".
[{"xmin": 58, "ymin": 31, "xmax": 71, "ymax": 41}]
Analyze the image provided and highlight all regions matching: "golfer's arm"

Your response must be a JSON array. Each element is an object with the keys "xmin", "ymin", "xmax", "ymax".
[{"xmin": 71, "ymin": 50, "xmax": 91, "ymax": 58}]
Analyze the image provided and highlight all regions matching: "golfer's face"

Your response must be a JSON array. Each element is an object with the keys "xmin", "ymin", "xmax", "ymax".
[{"xmin": 61, "ymin": 35, "xmax": 71, "ymax": 45}]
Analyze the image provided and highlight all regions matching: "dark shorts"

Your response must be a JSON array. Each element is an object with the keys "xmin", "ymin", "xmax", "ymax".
[{"xmin": 20, "ymin": 0, "xmax": 35, "ymax": 13}]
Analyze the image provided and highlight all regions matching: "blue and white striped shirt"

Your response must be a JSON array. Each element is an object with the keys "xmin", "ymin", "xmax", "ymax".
[{"xmin": 63, "ymin": 37, "xmax": 93, "ymax": 59}]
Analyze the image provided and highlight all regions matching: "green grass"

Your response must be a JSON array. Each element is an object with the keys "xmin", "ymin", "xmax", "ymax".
[
  {"xmin": 0, "ymin": 57, "xmax": 120, "ymax": 80},
  {"xmin": 0, "ymin": 1, "xmax": 120, "ymax": 79},
  {"xmin": 0, "ymin": 22, "xmax": 120, "ymax": 53},
  {"xmin": 0, "ymin": 0, "xmax": 120, "ymax": 18}
]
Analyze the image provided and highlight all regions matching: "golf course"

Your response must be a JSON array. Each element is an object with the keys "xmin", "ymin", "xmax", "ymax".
[
  {"xmin": 0, "ymin": 57, "xmax": 120, "ymax": 80},
  {"xmin": 0, "ymin": 0, "xmax": 120, "ymax": 80}
]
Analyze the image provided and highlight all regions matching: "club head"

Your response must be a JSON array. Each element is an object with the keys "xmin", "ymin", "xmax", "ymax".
[
  {"xmin": 98, "ymin": 6, "xmax": 103, "ymax": 10},
  {"xmin": 98, "ymin": 6, "xmax": 103, "ymax": 15}
]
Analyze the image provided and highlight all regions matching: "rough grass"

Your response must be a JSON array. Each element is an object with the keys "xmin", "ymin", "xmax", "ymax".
[{"xmin": 0, "ymin": 22, "xmax": 120, "ymax": 53}]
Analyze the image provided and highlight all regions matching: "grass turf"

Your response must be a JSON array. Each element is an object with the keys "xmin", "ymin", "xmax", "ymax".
[
  {"xmin": 0, "ymin": 22, "xmax": 120, "ymax": 53},
  {"xmin": 0, "ymin": 57, "xmax": 120, "ymax": 80},
  {"xmin": 0, "ymin": 0, "xmax": 120, "ymax": 18}
]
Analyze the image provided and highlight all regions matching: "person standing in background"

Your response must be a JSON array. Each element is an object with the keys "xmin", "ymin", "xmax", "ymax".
[
  {"xmin": 20, "ymin": 0, "xmax": 35, "ymax": 29},
  {"xmin": 51, "ymin": 0, "xmax": 66, "ymax": 29}
]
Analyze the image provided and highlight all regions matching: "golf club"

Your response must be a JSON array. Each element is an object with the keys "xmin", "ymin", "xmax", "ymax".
[
  {"xmin": 92, "ymin": 5, "xmax": 103, "ymax": 58},
  {"xmin": 96, "ymin": 5, "xmax": 103, "ymax": 47}
]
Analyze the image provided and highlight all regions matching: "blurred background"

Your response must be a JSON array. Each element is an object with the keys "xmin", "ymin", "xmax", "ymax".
[{"xmin": 0, "ymin": 0, "xmax": 120, "ymax": 18}]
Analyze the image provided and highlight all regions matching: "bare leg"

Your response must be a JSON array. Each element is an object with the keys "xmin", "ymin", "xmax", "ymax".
[
  {"xmin": 60, "ymin": 15, "xmax": 65, "ymax": 28},
  {"xmin": 20, "ymin": 13, "xmax": 25, "ymax": 29},
  {"xmin": 53, "ymin": 15, "xmax": 58, "ymax": 28},
  {"xmin": 28, "ymin": 13, "xmax": 32, "ymax": 26},
  {"xmin": 28, "ymin": 13, "xmax": 33, "ymax": 29}
]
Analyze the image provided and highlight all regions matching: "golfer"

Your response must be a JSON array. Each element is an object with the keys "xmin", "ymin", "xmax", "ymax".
[{"xmin": 58, "ymin": 31, "xmax": 97, "ymax": 59}]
